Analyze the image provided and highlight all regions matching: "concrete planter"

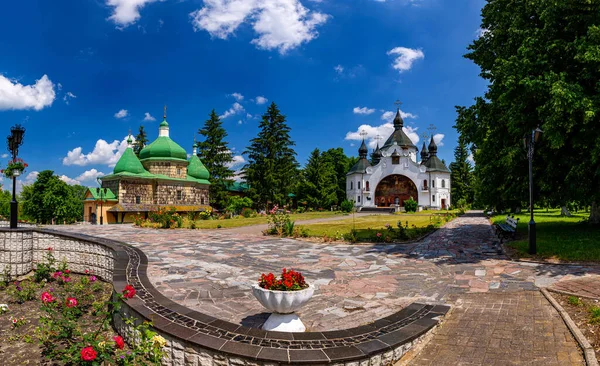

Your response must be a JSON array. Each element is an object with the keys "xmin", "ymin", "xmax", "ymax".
[{"xmin": 252, "ymin": 284, "xmax": 314, "ymax": 332}]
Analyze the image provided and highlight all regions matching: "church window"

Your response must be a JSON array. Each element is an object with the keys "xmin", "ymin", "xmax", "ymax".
[
  {"xmin": 358, "ymin": 181, "xmax": 361, "ymax": 190},
  {"xmin": 423, "ymin": 180, "xmax": 428, "ymax": 189},
  {"xmin": 177, "ymin": 168, "xmax": 181, "ymax": 176},
  {"xmin": 177, "ymin": 191, "xmax": 182, "ymax": 200},
  {"xmin": 432, "ymin": 195, "xmax": 435, "ymax": 202},
  {"xmin": 432, "ymin": 180, "xmax": 436, "ymax": 188},
  {"xmin": 135, "ymin": 196, "xmax": 141, "ymax": 204},
  {"xmin": 358, "ymin": 196, "xmax": 361, "ymax": 203},
  {"xmin": 350, "ymin": 181, "xmax": 353, "ymax": 190},
  {"xmin": 392, "ymin": 156, "xmax": 400, "ymax": 165},
  {"xmin": 201, "ymin": 197, "xmax": 205, "ymax": 205},
  {"xmin": 366, "ymin": 181, "xmax": 370, "ymax": 191},
  {"xmin": 442, "ymin": 180, "xmax": 446, "ymax": 188}
]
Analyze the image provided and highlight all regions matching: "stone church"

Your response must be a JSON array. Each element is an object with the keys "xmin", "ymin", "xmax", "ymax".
[
  {"xmin": 346, "ymin": 109, "xmax": 451, "ymax": 211},
  {"xmin": 83, "ymin": 112, "xmax": 211, "ymax": 224}
]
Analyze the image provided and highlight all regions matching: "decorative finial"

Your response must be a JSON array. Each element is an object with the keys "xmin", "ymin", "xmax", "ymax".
[
  {"xmin": 427, "ymin": 124, "xmax": 437, "ymax": 135},
  {"xmin": 359, "ymin": 129, "xmax": 368, "ymax": 141},
  {"xmin": 394, "ymin": 99, "xmax": 403, "ymax": 110},
  {"xmin": 164, "ymin": 105, "xmax": 167, "ymax": 119}
]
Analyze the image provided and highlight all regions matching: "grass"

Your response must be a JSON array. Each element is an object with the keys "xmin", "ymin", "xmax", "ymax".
[
  {"xmin": 492, "ymin": 208, "xmax": 600, "ymax": 262},
  {"xmin": 188, "ymin": 211, "xmax": 346, "ymax": 229},
  {"xmin": 568, "ymin": 296, "xmax": 583, "ymax": 306},
  {"xmin": 298, "ymin": 212, "xmax": 454, "ymax": 242}
]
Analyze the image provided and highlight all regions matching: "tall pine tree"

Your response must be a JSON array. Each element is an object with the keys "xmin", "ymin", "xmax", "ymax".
[
  {"xmin": 133, "ymin": 126, "xmax": 148, "ymax": 157},
  {"xmin": 299, "ymin": 149, "xmax": 338, "ymax": 209},
  {"xmin": 197, "ymin": 110, "xmax": 234, "ymax": 209},
  {"xmin": 321, "ymin": 148, "xmax": 351, "ymax": 205},
  {"xmin": 243, "ymin": 102, "xmax": 299, "ymax": 209},
  {"xmin": 449, "ymin": 139, "xmax": 474, "ymax": 204}
]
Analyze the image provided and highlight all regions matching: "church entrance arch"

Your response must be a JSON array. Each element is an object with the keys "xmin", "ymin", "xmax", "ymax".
[{"xmin": 375, "ymin": 175, "xmax": 418, "ymax": 207}]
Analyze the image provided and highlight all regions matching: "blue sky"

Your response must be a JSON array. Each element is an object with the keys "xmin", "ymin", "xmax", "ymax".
[{"xmin": 0, "ymin": 0, "xmax": 487, "ymax": 190}]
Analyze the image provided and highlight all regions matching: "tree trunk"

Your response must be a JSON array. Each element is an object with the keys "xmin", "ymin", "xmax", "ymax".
[
  {"xmin": 590, "ymin": 201, "xmax": 600, "ymax": 225},
  {"xmin": 561, "ymin": 206, "xmax": 571, "ymax": 217}
]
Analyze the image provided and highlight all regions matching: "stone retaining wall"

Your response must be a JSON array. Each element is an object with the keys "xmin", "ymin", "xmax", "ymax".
[{"xmin": 0, "ymin": 227, "xmax": 449, "ymax": 366}]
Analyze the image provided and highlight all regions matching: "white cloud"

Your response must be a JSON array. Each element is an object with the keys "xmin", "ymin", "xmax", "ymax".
[
  {"xmin": 333, "ymin": 64, "xmax": 364, "ymax": 79},
  {"xmin": 0, "ymin": 74, "xmax": 56, "ymax": 111},
  {"xmin": 334, "ymin": 64, "xmax": 344, "ymax": 74},
  {"xmin": 226, "ymin": 155, "xmax": 246, "ymax": 168},
  {"xmin": 114, "ymin": 109, "xmax": 128, "ymax": 119},
  {"xmin": 144, "ymin": 112, "xmax": 156, "ymax": 121},
  {"xmin": 106, "ymin": 0, "xmax": 160, "ymax": 27},
  {"xmin": 1, "ymin": 154, "xmax": 8, "ymax": 159},
  {"xmin": 387, "ymin": 47, "xmax": 424, "ymax": 73},
  {"xmin": 255, "ymin": 96, "xmax": 268, "ymax": 105},
  {"xmin": 476, "ymin": 28, "xmax": 489, "ymax": 38},
  {"xmin": 238, "ymin": 120, "xmax": 243, "ymax": 125},
  {"xmin": 220, "ymin": 102, "xmax": 245, "ymax": 119},
  {"xmin": 190, "ymin": 0, "xmax": 329, "ymax": 54},
  {"xmin": 467, "ymin": 152, "xmax": 474, "ymax": 164},
  {"xmin": 24, "ymin": 171, "xmax": 39, "ymax": 185},
  {"xmin": 75, "ymin": 169, "xmax": 105, "ymax": 183},
  {"xmin": 345, "ymin": 123, "xmax": 420, "ymax": 149},
  {"xmin": 63, "ymin": 91, "xmax": 77, "ymax": 105},
  {"xmin": 353, "ymin": 106, "xmax": 375, "ymax": 115},
  {"xmin": 381, "ymin": 109, "xmax": 417, "ymax": 121},
  {"xmin": 230, "ymin": 92, "xmax": 244, "ymax": 101},
  {"xmin": 62, "ymin": 136, "xmax": 132, "ymax": 167},
  {"xmin": 60, "ymin": 175, "xmax": 80, "ymax": 185},
  {"xmin": 433, "ymin": 133, "xmax": 445, "ymax": 147}
]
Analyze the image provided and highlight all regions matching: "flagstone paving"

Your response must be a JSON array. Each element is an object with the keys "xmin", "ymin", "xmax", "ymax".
[{"xmin": 52, "ymin": 212, "xmax": 599, "ymax": 336}]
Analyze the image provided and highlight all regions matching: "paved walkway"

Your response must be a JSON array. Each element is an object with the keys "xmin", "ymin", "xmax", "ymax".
[
  {"xmin": 411, "ymin": 292, "xmax": 584, "ymax": 365},
  {"xmin": 550, "ymin": 275, "xmax": 600, "ymax": 299}
]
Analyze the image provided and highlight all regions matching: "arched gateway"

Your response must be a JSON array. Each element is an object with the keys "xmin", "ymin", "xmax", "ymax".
[{"xmin": 375, "ymin": 174, "xmax": 418, "ymax": 207}]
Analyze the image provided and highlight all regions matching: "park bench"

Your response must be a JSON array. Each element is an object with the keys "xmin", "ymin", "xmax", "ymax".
[{"xmin": 495, "ymin": 215, "xmax": 519, "ymax": 243}]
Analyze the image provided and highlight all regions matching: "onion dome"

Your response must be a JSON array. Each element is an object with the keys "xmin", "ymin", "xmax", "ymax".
[
  {"xmin": 393, "ymin": 109, "xmax": 404, "ymax": 129},
  {"xmin": 428, "ymin": 135, "xmax": 438, "ymax": 155},
  {"xmin": 139, "ymin": 114, "xmax": 188, "ymax": 161},
  {"xmin": 372, "ymin": 143, "xmax": 382, "ymax": 165},
  {"xmin": 114, "ymin": 145, "xmax": 147, "ymax": 175},
  {"xmin": 187, "ymin": 155, "xmax": 210, "ymax": 180},
  {"xmin": 382, "ymin": 109, "xmax": 416, "ymax": 150},
  {"xmin": 423, "ymin": 136, "xmax": 449, "ymax": 173},
  {"xmin": 420, "ymin": 141, "xmax": 429, "ymax": 162},
  {"xmin": 358, "ymin": 139, "xmax": 368, "ymax": 159}
]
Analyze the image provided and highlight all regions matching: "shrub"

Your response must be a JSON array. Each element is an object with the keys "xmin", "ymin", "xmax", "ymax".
[
  {"xmin": 295, "ymin": 206, "xmax": 306, "ymax": 214},
  {"xmin": 568, "ymin": 296, "xmax": 582, "ymax": 306},
  {"xmin": 266, "ymin": 206, "xmax": 295, "ymax": 237},
  {"xmin": 149, "ymin": 207, "xmax": 182, "ymax": 229},
  {"xmin": 343, "ymin": 229, "xmax": 359, "ymax": 243},
  {"xmin": 340, "ymin": 200, "xmax": 354, "ymax": 213},
  {"xmin": 7, "ymin": 280, "xmax": 38, "ymax": 303},
  {"xmin": 34, "ymin": 248, "xmax": 57, "ymax": 283},
  {"xmin": 404, "ymin": 197, "xmax": 418, "ymax": 213},
  {"xmin": 455, "ymin": 198, "xmax": 470, "ymax": 215},
  {"xmin": 241, "ymin": 207, "xmax": 255, "ymax": 218},
  {"xmin": 187, "ymin": 211, "xmax": 200, "ymax": 221},
  {"xmin": 198, "ymin": 209, "xmax": 212, "ymax": 220},
  {"xmin": 226, "ymin": 196, "xmax": 253, "ymax": 215}
]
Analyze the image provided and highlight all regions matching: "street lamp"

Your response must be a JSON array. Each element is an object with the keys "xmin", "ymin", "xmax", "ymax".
[
  {"xmin": 523, "ymin": 127, "xmax": 543, "ymax": 255},
  {"xmin": 6, "ymin": 125, "xmax": 25, "ymax": 229},
  {"xmin": 96, "ymin": 178, "xmax": 108, "ymax": 225}
]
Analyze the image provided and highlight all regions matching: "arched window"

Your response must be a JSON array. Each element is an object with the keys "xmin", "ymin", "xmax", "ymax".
[
  {"xmin": 350, "ymin": 181, "xmax": 353, "ymax": 190},
  {"xmin": 358, "ymin": 181, "xmax": 361, "ymax": 190},
  {"xmin": 366, "ymin": 181, "xmax": 370, "ymax": 191},
  {"xmin": 423, "ymin": 179, "xmax": 428, "ymax": 189},
  {"xmin": 432, "ymin": 180, "xmax": 436, "ymax": 188},
  {"xmin": 432, "ymin": 195, "xmax": 435, "ymax": 202},
  {"xmin": 358, "ymin": 196, "xmax": 361, "ymax": 203},
  {"xmin": 442, "ymin": 180, "xmax": 446, "ymax": 188}
]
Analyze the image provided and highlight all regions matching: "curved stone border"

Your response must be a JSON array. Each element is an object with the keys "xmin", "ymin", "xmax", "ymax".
[
  {"xmin": 0, "ymin": 227, "xmax": 449, "ymax": 365},
  {"xmin": 541, "ymin": 288, "xmax": 599, "ymax": 366}
]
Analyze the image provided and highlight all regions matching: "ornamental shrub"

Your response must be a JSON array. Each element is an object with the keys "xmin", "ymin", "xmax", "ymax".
[
  {"xmin": 34, "ymin": 247, "xmax": 57, "ymax": 283},
  {"xmin": 404, "ymin": 197, "xmax": 418, "ymax": 213},
  {"xmin": 241, "ymin": 207, "xmax": 255, "ymax": 218},
  {"xmin": 149, "ymin": 207, "xmax": 181, "ymax": 228},
  {"xmin": 340, "ymin": 200, "xmax": 354, "ymax": 213}
]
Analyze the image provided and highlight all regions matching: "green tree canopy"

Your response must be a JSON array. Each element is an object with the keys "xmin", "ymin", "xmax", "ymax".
[
  {"xmin": 243, "ymin": 102, "xmax": 299, "ymax": 209},
  {"xmin": 455, "ymin": 0, "xmax": 600, "ymax": 223},
  {"xmin": 298, "ymin": 148, "xmax": 338, "ymax": 209},
  {"xmin": 449, "ymin": 139, "xmax": 474, "ymax": 204},
  {"xmin": 133, "ymin": 125, "xmax": 148, "ymax": 157},
  {"xmin": 197, "ymin": 110, "xmax": 234, "ymax": 209}
]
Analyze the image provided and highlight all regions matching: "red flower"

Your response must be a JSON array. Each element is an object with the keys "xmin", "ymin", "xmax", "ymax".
[
  {"xmin": 113, "ymin": 335, "xmax": 125, "ymax": 349},
  {"xmin": 122, "ymin": 285, "xmax": 136, "ymax": 299},
  {"xmin": 66, "ymin": 297, "xmax": 78, "ymax": 308},
  {"xmin": 41, "ymin": 292, "xmax": 55, "ymax": 303},
  {"xmin": 85, "ymin": 269, "xmax": 89, "ymax": 274},
  {"xmin": 81, "ymin": 346, "xmax": 97, "ymax": 361},
  {"xmin": 64, "ymin": 269, "xmax": 70, "ymax": 274},
  {"xmin": 47, "ymin": 247, "xmax": 53, "ymax": 251}
]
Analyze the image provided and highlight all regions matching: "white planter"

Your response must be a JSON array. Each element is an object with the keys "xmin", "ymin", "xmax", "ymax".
[{"xmin": 252, "ymin": 284, "xmax": 315, "ymax": 332}]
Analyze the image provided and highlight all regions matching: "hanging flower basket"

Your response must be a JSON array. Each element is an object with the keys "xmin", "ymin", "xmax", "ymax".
[{"xmin": 1, "ymin": 158, "xmax": 28, "ymax": 178}]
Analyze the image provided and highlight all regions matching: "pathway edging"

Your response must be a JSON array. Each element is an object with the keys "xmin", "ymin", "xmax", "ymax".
[
  {"xmin": 541, "ymin": 288, "xmax": 599, "ymax": 366},
  {"xmin": 547, "ymin": 287, "xmax": 600, "ymax": 301}
]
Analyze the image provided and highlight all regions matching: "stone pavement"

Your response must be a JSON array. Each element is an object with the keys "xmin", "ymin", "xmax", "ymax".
[
  {"xmin": 550, "ymin": 275, "xmax": 600, "ymax": 299},
  {"xmin": 410, "ymin": 292, "xmax": 585, "ymax": 365},
  {"xmin": 52, "ymin": 212, "xmax": 599, "ymax": 335}
]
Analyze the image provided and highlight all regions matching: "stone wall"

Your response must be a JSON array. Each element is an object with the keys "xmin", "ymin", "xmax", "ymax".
[
  {"xmin": 143, "ymin": 161, "xmax": 188, "ymax": 180},
  {"xmin": 118, "ymin": 179, "xmax": 154, "ymax": 204},
  {"xmin": 102, "ymin": 179, "xmax": 120, "ymax": 199},
  {"xmin": 155, "ymin": 183, "xmax": 209, "ymax": 206}
]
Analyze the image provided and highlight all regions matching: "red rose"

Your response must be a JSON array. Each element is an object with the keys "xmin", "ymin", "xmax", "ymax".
[
  {"xmin": 81, "ymin": 346, "xmax": 97, "ymax": 361},
  {"xmin": 66, "ymin": 297, "xmax": 78, "ymax": 308},
  {"xmin": 65, "ymin": 269, "xmax": 70, "ymax": 274},
  {"xmin": 41, "ymin": 292, "xmax": 55, "ymax": 303},
  {"xmin": 47, "ymin": 247, "xmax": 53, "ymax": 251},
  {"xmin": 113, "ymin": 335, "xmax": 125, "ymax": 349},
  {"xmin": 122, "ymin": 285, "xmax": 136, "ymax": 299}
]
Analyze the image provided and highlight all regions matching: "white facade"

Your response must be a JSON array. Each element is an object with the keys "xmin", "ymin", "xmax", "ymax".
[{"xmin": 346, "ymin": 110, "xmax": 451, "ymax": 210}]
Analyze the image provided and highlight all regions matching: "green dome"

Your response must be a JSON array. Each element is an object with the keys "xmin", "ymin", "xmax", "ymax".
[
  {"xmin": 114, "ymin": 148, "xmax": 147, "ymax": 175},
  {"xmin": 139, "ymin": 136, "xmax": 188, "ymax": 161},
  {"xmin": 187, "ymin": 155, "xmax": 210, "ymax": 180}
]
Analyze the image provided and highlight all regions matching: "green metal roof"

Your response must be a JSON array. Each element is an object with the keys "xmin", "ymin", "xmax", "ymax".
[
  {"xmin": 102, "ymin": 171, "xmax": 210, "ymax": 185},
  {"xmin": 347, "ymin": 158, "xmax": 371, "ymax": 175},
  {"xmin": 226, "ymin": 181, "xmax": 249, "ymax": 192},
  {"xmin": 159, "ymin": 118, "xmax": 169, "ymax": 127},
  {"xmin": 423, "ymin": 155, "xmax": 450, "ymax": 173},
  {"xmin": 85, "ymin": 187, "xmax": 118, "ymax": 201},
  {"xmin": 187, "ymin": 155, "xmax": 210, "ymax": 180},
  {"xmin": 139, "ymin": 135, "xmax": 187, "ymax": 161},
  {"xmin": 114, "ymin": 147, "xmax": 147, "ymax": 175}
]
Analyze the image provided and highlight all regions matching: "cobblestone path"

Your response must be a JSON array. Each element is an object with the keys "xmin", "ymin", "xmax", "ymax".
[
  {"xmin": 53, "ymin": 212, "xmax": 597, "ymax": 335},
  {"xmin": 410, "ymin": 292, "xmax": 585, "ymax": 365}
]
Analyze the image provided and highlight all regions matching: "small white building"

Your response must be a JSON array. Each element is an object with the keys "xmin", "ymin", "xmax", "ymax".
[{"xmin": 346, "ymin": 110, "xmax": 451, "ymax": 210}]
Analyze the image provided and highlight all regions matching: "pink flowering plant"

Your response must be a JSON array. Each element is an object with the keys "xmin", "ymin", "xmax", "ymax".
[
  {"xmin": 1, "ymin": 158, "xmax": 28, "ymax": 178},
  {"xmin": 265, "ymin": 205, "xmax": 295, "ymax": 237}
]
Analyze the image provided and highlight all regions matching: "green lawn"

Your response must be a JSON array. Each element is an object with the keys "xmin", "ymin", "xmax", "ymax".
[
  {"xmin": 190, "ymin": 211, "xmax": 346, "ymax": 229},
  {"xmin": 492, "ymin": 209, "xmax": 600, "ymax": 262},
  {"xmin": 298, "ymin": 212, "xmax": 454, "ymax": 242}
]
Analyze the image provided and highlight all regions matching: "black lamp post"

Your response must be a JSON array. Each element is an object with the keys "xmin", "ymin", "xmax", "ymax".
[
  {"xmin": 96, "ymin": 178, "xmax": 108, "ymax": 225},
  {"xmin": 6, "ymin": 125, "xmax": 25, "ymax": 229},
  {"xmin": 524, "ymin": 127, "xmax": 543, "ymax": 255}
]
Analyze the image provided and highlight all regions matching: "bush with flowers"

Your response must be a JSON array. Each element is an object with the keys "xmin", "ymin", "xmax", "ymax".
[
  {"xmin": 258, "ymin": 268, "xmax": 309, "ymax": 291},
  {"xmin": 148, "ymin": 206, "xmax": 182, "ymax": 228},
  {"xmin": 1, "ymin": 158, "xmax": 28, "ymax": 178},
  {"xmin": 265, "ymin": 206, "xmax": 295, "ymax": 237}
]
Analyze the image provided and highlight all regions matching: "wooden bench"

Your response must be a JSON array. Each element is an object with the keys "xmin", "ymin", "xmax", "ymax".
[{"xmin": 495, "ymin": 215, "xmax": 519, "ymax": 243}]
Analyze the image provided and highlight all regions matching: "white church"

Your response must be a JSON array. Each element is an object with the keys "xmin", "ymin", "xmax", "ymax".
[{"xmin": 346, "ymin": 109, "xmax": 451, "ymax": 211}]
